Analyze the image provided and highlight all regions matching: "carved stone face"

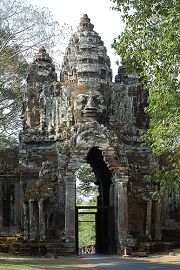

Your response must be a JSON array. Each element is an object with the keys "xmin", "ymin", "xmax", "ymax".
[{"xmin": 73, "ymin": 90, "xmax": 106, "ymax": 123}]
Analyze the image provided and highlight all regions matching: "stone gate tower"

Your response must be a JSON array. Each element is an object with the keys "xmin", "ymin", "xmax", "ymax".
[
  {"xmin": 18, "ymin": 14, "xmax": 156, "ymax": 253},
  {"xmin": 1, "ymin": 14, "xmax": 180, "ymax": 255}
]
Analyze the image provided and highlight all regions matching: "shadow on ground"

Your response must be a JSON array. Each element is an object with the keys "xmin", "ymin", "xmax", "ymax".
[{"xmin": 0, "ymin": 253, "xmax": 180, "ymax": 270}]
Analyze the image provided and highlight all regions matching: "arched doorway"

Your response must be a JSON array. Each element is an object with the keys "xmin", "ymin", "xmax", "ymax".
[
  {"xmin": 75, "ymin": 147, "xmax": 115, "ymax": 254},
  {"xmin": 75, "ymin": 163, "xmax": 98, "ymax": 253}
]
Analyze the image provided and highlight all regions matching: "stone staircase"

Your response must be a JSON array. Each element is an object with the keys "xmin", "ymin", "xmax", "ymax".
[
  {"xmin": 0, "ymin": 235, "xmax": 23, "ymax": 254},
  {"xmin": 0, "ymin": 236, "xmax": 75, "ymax": 256}
]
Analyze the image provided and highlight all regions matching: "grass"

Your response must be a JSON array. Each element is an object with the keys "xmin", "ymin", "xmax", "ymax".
[{"xmin": 0, "ymin": 254, "xmax": 84, "ymax": 270}]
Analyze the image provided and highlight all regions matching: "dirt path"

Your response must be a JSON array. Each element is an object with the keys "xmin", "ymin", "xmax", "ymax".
[
  {"xmin": 81, "ymin": 251, "xmax": 180, "ymax": 269},
  {"xmin": 0, "ymin": 249, "xmax": 179, "ymax": 269},
  {"xmin": 130, "ymin": 250, "xmax": 180, "ymax": 264}
]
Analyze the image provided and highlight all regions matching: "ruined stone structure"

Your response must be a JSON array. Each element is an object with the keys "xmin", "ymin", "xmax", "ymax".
[{"xmin": 0, "ymin": 15, "xmax": 180, "ymax": 255}]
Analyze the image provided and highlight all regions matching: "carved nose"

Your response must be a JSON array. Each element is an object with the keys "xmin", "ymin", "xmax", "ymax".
[{"xmin": 84, "ymin": 96, "xmax": 97, "ymax": 118}]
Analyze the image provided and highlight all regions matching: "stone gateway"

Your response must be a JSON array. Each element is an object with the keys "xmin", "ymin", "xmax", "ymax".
[{"xmin": 0, "ymin": 15, "xmax": 180, "ymax": 255}]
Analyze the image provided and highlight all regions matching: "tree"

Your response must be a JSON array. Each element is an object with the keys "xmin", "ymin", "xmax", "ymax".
[
  {"xmin": 0, "ymin": 27, "xmax": 27, "ymax": 147},
  {"xmin": 111, "ymin": 0, "xmax": 180, "ymax": 192},
  {"xmin": 76, "ymin": 163, "xmax": 98, "ymax": 204},
  {"xmin": 76, "ymin": 164, "xmax": 98, "ymax": 248},
  {"xmin": 78, "ymin": 209, "xmax": 96, "ymax": 248},
  {"xmin": 0, "ymin": 0, "xmax": 71, "ymax": 148}
]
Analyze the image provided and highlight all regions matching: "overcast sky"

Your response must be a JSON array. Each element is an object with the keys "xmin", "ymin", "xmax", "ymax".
[{"xmin": 31, "ymin": 0, "xmax": 125, "ymax": 78}]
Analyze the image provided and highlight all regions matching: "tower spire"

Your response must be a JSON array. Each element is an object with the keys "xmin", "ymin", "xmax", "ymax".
[{"xmin": 78, "ymin": 14, "xmax": 94, "ymax": 31}]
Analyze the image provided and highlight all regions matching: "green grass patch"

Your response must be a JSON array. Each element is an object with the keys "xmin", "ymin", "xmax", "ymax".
[{"xmin": 0, "ymin": 255, "xmax": 82, "ymax": 270}]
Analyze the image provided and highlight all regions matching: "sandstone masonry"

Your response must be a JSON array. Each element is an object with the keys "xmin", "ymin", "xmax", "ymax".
[{"xmin": 0, "ymin": 14, "xmax": 180, "ymax": 255}]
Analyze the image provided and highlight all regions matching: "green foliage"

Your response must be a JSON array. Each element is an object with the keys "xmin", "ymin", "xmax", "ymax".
[
  {"xmin": 78, "ymin": 199, "xmax": 96, "ymax": 248},
  {"xmin": 0, "ymin": 254, "xmax": 81, "ymax": 270},
  {"xmin": 76, "ymin": 164, "xmax": 98, "ymax": 247},
  {"xmin": 111, "ymin": 0, "xmax": 180, "ymax": 192},
  {"xmin": 76, "ymin": 163, "xmax": 98, "ymax": 204},
  {"xmin": 78, "ymin": 212, "xmax": 96, "ymax": 248}
]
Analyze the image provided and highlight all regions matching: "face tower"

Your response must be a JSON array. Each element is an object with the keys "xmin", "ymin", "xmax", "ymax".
[
  {"xmin": 1, "ymin": 14, "xmax": 177, "ymax": 257},
  {"xmin": 60, "ymin": 14, "xmax": 112, "ymax": 125}
]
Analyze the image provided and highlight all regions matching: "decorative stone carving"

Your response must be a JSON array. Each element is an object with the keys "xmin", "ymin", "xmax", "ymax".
[
  {"xmin": 113, "ymin": 175, "xmax": 129, "ymax": 253},
  {"xmin": 23, "ymin": 203, "xmax": 29, "ymax": 240},
  {"xmin": 145, "ymin": 200, "xmax": 152, "ymax": 240},
  {"xmin": 0, "ymin": 14, "xmax": 179, "ymax": 256},
  {"xmin": 39, "ymin": 199, "xmax": 46, "ymax": 241},
  {"xmin": 72, "ymin": 90, "xmax": 106, "ymax": 124}
]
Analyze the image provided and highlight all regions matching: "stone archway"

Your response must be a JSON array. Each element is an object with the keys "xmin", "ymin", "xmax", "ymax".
[
  {"xmin": 63, "ymin": 123, "xmax": 129, "ymax": 254},
  {"xmin": 86, "ymin": 147, "xmax": 115, "ymax": 254},
  {"xmin": 65, "ymin": 146, "xmax": 116, "ymax": 254}
]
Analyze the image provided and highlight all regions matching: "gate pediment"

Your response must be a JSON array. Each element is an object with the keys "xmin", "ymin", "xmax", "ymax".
[{"xmin": 70, "ymin": 122, "xmax": 118, "ymax": 151}]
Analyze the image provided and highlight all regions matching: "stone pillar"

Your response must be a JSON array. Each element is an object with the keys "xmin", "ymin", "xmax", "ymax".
[
  {"xmin": 58, "ymin": 179, "xmax": 65, "ymax": 233},
  {"xmin": 154, "ymin": 199, "xmax": 162, "ymax": 240},
  {"xmin": 39, "ymin": 110, "xmax": 46, "ymax": 130},
  {"xmin": 38, "ymin": 199, "xmax": 46, "ymax": 241},
  {"xmin": 113, "ymin": 175, "xmax": 129, "ymax": 254},
  {"xmin": 23, "ymin": 202, "xmax": 29, "ymax": 240},
  {"xmin": 64, "ymin": 175, "xmax": 76, "ymax": 244},
  {"xmin": 161, "ymin": 197, "xmax": 168, "ymax": 227},
  {"xmin": 29, "ymin": 200, "xmax": 38, "ymax": 241},
  {"xmin": 109, "ymin": 183, "xmax": 114, "ymax": 207},
  {"xmin": 14, "ymin": 182, "xmax": 20, "ymax": 227},
  {"xmin": 145, "ymin": 200, "xmax": 152, "ymax": 240},
  {"xmin": 0, "ymin": 182, "xmax": 3, "ymax": 228},
  {"xmin": 20, "ymin": 180, "xmax": 25, "ymax": 229},
  {"xmin": 55, "ymin": 99, "xmax": 60, "ymax": 135}
]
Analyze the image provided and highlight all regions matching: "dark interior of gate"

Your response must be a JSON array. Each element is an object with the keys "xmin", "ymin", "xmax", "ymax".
[{"xmin": 85, "ymin": 147, "xmax": 115, "ymax": 254}]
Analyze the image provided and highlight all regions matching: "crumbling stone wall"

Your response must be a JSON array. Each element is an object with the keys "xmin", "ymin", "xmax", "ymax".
[{"xmin": 0, "ymin": 148, "xmax": 20, "ymax": 235}]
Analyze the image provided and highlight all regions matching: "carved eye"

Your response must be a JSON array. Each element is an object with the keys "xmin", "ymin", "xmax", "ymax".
[
  {"xmin": 77, "ymin": 95, "xmax": 84, "ymax": 102},
  {"xmin": 93, "ymin": 96, "xmax": 99, "ymax": 104},
  {"xmin": 93, "ymin": 95, "xmax": 103, "ymax": 105},
  {"xmin": 76, "ymin": 95, "xmax": 87, "ymax": 104}
]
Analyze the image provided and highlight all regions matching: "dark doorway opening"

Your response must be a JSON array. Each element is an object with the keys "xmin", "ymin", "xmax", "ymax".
[{"xmin": 75, "ymin": 147, "xmax": 115, "ymax": 254}]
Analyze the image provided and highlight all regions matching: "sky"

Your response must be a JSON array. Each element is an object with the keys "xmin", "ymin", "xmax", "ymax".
[{"xmin": 31, "ymin": 0, "xmax": 125, "ymax": 79}]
